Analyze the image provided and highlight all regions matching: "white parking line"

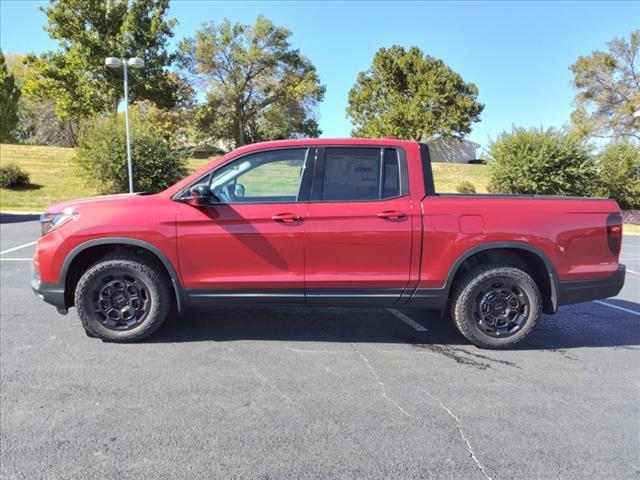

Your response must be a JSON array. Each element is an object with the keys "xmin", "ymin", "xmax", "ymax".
[
  {"xmin": 0, "ymin": 241, "xmax": 36, "ymax": 256},
  {"xmin": 387, "ymin": 308, "xmax": 428, "ymax": 332},
  {"xmin": 0, "ymin": 258, "xmax": 32, "ymax": 261},
  {"xmin": 626, "ymin": 269, "xmax": 639, "ymax": 276},
  {"xmin": 594, "ymin": 300, "xmax": 640, "ymax": 317}
]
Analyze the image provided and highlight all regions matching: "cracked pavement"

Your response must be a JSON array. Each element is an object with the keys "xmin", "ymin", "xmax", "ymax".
[{"xmin": 1, "ymin": 218, "xmax": 639, "ymax": 479}]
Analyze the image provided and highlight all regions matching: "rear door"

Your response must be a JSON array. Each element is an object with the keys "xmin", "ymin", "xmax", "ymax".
[{"xmin": 305, "ymin": 146, "xmax": 414, "ymax": 305}]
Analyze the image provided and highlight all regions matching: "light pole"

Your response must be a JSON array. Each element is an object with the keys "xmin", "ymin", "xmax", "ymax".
[{"xmin": 105, "ymin": 56, "xmax": 145, "ymax": 193}]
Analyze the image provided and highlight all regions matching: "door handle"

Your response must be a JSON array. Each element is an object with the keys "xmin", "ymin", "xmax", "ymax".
[
  {"xmin": 271, "ymin": 213, "xmax": 303, "ymax": 223},
  {"xmin": 377, "ymin": 210, "xmax": 407, "ymax": 220}
]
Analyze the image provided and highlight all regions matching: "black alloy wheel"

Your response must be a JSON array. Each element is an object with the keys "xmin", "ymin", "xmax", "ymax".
[
  {"xmin": 473, "ymin": 279, "xmax": 530, "ymax": 337},
  {"xmin": 93, "ymin": 272, "xmax": 151, "ymax": 330}
]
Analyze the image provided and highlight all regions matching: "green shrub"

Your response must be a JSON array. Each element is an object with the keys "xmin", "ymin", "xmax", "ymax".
[
  {"xmin": 75, "ymin": 113, "xmax": 189, "ymax": 194},
  {"xmin": 0, "ymin": 163, "xmax": 30, "ymax": 188},
  {"xmin": 594, "ymin": 141, "xmax": 640, "ymax": 209},
  {"xmin": 456, "ymin": 180, "xmax": 476, "ymax": 194},
  {"xmin": 487, "ymin": 127, "xmax": 596, "ymax": 196}
]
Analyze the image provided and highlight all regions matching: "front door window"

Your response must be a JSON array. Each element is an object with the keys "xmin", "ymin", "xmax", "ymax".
[{"xmin": 209, "ymin": 148, "xmax": 308, "ymax": 204}]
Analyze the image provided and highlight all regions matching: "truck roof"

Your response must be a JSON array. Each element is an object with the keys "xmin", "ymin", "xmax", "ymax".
[{"xmin": 233, "ymin": 137, "xmax": 418, "ymax": 151}]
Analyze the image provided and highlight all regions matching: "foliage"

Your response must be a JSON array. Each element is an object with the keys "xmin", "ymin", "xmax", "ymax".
[
  {"xmin": 346, "ymin": 46, "xmax": 483, "ymax": 140},
  {"xmin": 0, "ymin": 163, "xmax": 30, "ymax": 188},
  {"xmin": 75, "ymin": 112, "xmax": 188, "ymax": 194},
  {"xmin": 594, "ymin": 141, "xmax": 640, "ymax": 209},
  {"xmin": 456, "ymin": 180, "xmax": 476, "ymax": 194},
  {"xmin": 487, "ymin": 127, "xmax": 596, "ymax": 196},
  {"xmin": 128, "ymin": 73, "xmax": 197, "ymax": 148},
  {"xmin": 5, "ymin": 52, "xmax": 80, "ymax": 146},
  {"xmin": 0, "ymin": 50, "xmax": 21, "ymax": 142},
  {"xmin": 570, "ymin": 30, "xmax": 640, "ymax": 141},
  {"xmin": 23, "ymin": 0, "xmax": 180, "ymax": 121},
  {"xmin": 132, "ymin": 102, "xmax": 188, "ymax": 147},
  {"xmin": 131, "ymin": 94, "xmax": 196, "ymax": 148},
  {"xmin": 178, "ymin": 16, "xmax": 325, "ymax": 146}
]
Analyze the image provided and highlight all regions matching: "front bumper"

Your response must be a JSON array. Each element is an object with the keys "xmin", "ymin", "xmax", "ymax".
[
  {"xmin": 31, "ymin": 259, "xmax": 67, "ymax": 314},
  {"xmin": 557, "ymin": 264, "xmax": 626, "ymax": 307}
]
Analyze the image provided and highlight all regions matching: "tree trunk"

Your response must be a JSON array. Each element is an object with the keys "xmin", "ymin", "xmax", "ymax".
[
  {"xmin": 237, "ymin": 110, "xmax": 246, "ymax": 146},
  {"xmin": 113, "ymin": 97, "xmax": 120, "ymax": 118},
  {"xmin": 65, "ymin": 119, "xmax": 79, "ymax": 147}
]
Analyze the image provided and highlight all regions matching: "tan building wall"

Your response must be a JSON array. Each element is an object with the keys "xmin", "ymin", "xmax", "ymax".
[{"xmin": 427, "ymin": 137, "xmax": 480, "ymax": 163}]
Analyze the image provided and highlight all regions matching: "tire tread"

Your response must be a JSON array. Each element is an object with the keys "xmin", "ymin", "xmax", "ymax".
[
  {"xmin": 451, "ymin": 263, "xmax": 541, "ymax": 349},
  {"xmin": 74, "ymin": 253, "xmax": 171, "ymax": 342}
]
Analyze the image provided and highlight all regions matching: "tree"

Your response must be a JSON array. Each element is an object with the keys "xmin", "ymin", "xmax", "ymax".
[
  {"xmin": 487, "ymin": 127, "xmax": 596, "ymax": 197},
  {"xmin": 570, "ymin": 30, "xmax": 640, "ymax": 141},
  {"xmin": 346, "ymin": 46, "xmax": 483, "ymax": 141},
  {"xmin": 23, "ymin": 0, "xmax": 180, "ymax": 121},
  {"xmin": 0, "ymin": 49, "xmax": 20, "ymax": 142},
  {"xmin": 178, "ymin": 16, "xmax": 325, "ymax": 147},
  {"xmin": 5, "ymin": 52, "xmax": 80, "ymax": 146},
  {"xmin": 15, "ymin": 99, "xmax": 81, "ymax": 147},
  {"xmin": 594, "ymin": 141, "xmax": 640, "ymax": 209}
]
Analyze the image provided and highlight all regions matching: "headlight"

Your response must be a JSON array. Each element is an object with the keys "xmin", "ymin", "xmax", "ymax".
[{"xmin": 39, "ymin": 208, "xmax": 78, "ymax": 236}]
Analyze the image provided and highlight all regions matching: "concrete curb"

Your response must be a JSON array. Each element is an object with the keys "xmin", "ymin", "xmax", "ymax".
[{"xmin": 1, "ymin": 210, "xmax": 42, "ymax": 215}]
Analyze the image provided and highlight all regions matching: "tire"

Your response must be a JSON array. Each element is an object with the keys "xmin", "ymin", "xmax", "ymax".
[
  {"xmin": 451, "ymin": 263, "xmax": 541, "ymax": 349},
  {"xmin": 74, "ymin": 253, "xmax": 171, "ymax": 342}
]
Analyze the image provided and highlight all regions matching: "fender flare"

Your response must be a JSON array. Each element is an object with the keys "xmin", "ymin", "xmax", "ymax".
[
  {"xmin": 60, "ymin": 237, "xmax": 188, "ymax": 312},
  {"xmin": 442, "ymin": 241, "xmax": 559, "ymax": 313}
]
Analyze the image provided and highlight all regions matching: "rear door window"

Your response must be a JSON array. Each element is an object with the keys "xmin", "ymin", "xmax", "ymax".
[
  {"xmin": 322, "ymin": 148, "xmax": 380, "ymax": 201},
  {"xmin": 318, "ymin": 147, "xmax": 404, "ymax": 201}
]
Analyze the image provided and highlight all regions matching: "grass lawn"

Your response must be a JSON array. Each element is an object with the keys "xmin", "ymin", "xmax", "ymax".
[
  {"xmin": 624, "ymin": 224, "xmax": 640, "ymax": 234},
  {"xmin": 431, "ymin": 162, "xmax": 490, "ymax": 193},
  {"xmin": 1, "ymin": 143, "xmax": 491, "ymax": 211},
  {"xmin": 0, "ymin": 144, "xmax": 211, "ymax": 211}
]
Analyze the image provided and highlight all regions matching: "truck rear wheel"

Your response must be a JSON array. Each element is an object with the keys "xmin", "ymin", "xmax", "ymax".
[
  {"xmin": 74, "ymin": 253, "xmax": 171, "ymax": 342},
  {"xmin": 451, "ymin": 264, "xmax": 541, "ymax": 349}
]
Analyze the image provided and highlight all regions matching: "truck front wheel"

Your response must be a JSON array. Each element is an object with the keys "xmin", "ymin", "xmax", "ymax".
[
  {"xmin": 451, "ymin": 264, "xmax": 541, "ymax": 349},
  {"xmin": 74, "ymin": 253, "xmax": 171, "ymax": 342}
]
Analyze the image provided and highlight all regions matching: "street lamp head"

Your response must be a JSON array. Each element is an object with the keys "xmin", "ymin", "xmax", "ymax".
[
  {"xmin": 105, "ymin": 57, "xmax": 123, "ymax": 68},
  {"xmin": 127, "ymin": 57, "xmax": 145, "ymax": 69}
]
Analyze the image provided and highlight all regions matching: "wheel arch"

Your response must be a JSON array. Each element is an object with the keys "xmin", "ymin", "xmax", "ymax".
[
  {"xmin": 445, "ymin": 242, "xmax": 559, "ymax": 314},
  {"xmin": 61, "ymin": 237, "xmax": 187, "ymax": 312}
]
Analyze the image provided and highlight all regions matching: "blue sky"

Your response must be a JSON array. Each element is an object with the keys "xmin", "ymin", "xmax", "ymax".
[{"xmin": 1, "ymin": 0, "xmax": 638, "ymax": 148}]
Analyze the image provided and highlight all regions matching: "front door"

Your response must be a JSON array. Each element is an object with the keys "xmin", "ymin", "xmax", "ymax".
[
  {"xmin": 176, "ymin": 147, "xmax": 312, "ymax": 304},
  {"xmin": 305, "ymin": 146, "xmax": 414, "ymax": 305}
]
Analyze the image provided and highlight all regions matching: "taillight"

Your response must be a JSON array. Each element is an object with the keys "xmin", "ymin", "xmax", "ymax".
[{"xmin": 606, "ymin": 214, "xmax": 622, "ymax": 256}]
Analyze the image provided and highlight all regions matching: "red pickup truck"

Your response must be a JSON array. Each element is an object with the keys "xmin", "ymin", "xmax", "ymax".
[{"xmin": 31, "ymin": 138, "xmax": 625, "ymax": 348}]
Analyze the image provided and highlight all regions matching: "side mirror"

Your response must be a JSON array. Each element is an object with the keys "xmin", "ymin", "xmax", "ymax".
[
  {"xmin": 234, "ymin": 183, "xmax": 245, "ymax": 198},
  {"xmin": 186, "ymin": 184, "xmax": 212, "ymax": 205}
]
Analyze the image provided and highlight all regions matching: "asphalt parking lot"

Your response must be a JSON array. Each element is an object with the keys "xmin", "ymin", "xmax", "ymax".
[{"xmin": 1, "ymin": 215, "xmax": 639, "ymax": 480}]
